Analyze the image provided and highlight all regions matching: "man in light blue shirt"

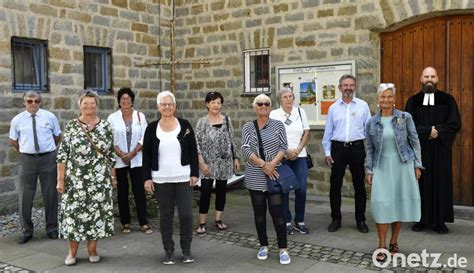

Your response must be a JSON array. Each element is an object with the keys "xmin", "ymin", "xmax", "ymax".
[
  {"xmin": 322, "ymin": 74, "xmax": 371, "ymax": 233},
  {"xmin": 9, "ymin": 91, "xmax": 61, "ymax": 244}
]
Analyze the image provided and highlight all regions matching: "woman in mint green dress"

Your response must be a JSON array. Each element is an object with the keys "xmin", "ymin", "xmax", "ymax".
[{"xmin": 365, "ymin": 84, "xmax": 423, "ymax": 262}]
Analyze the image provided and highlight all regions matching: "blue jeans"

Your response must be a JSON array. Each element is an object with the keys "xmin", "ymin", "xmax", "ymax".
[{"xmin": 282, "ymin": 157, "xmax": 308, "ymax": 223}]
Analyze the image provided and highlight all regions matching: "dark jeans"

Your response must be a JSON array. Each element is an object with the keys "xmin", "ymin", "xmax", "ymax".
[
  {"xmin": 116, "ymin": 166, "xmax": 148, "ymax": 226},
  {"xmin": 249, "ymin": 189, "xmax": 287, "ymax": 249},
  {"xmin": 199, "ymin": 179, "xmax": 227, "ymax": 214},
  {"xmin": 329, "ymin": 142, "xmax": 367, "ymax": 222},
  {"xmin": 18, "ymin": 152, "xmax": 58, "ymax": 236},
  {"xmin": 154, "ymin": 182, "xmax": 193, "ymax": 254},
  {"xmin": 282, "ymin": 158, "xmax": 308, "ymax": 224}
]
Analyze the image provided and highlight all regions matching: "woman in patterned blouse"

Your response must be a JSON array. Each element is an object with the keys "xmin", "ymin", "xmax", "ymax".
[
  {"xmin": 56, "ymin": 91, "xmax": 116, "ymax": 266},
  {"xmin": 195, "ymin": 91, "xmax": 240, "ymax": 234}
]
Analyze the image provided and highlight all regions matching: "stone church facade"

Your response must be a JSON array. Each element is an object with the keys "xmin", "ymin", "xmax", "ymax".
[{"xmin": 0, "ymin": 0, "xmax": 471, "ymax": 213}]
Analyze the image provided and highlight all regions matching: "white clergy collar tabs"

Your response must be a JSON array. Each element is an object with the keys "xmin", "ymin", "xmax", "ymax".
[{"xmin": 423, "ymin": 93, "xmax": 435, "ymax": 106}]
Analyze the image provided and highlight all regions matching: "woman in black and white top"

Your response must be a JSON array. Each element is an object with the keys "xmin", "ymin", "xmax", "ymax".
[
  {"xmin": 241, "ymin": 94, "xmax": 291, "ymax": 265},
  {"xmin": 107, "ymin": 87, "xmax": 152, "ymax": 235},
  {"xmin": 195, "ymin": 91, "xmax": 240, "ymax": 234},
  {"xmin": 143, "ymin": 91, "xmax": 199, "ymax": 265}
]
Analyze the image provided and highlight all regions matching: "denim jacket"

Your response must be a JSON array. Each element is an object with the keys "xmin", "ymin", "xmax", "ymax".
[{"xmin": 365, "ymin": 109, "xmax": 423, "ymax": 174}]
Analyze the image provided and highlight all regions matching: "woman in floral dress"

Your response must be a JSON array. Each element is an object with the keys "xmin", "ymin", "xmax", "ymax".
[{"xmin": 56, "ymin": 91, "xmax": 116, "ymax": 266}]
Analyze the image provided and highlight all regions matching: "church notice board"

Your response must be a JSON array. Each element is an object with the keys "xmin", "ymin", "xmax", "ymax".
[{"xmin": 276, "ymin": 60, "xmax": 355, "ymax": 126}]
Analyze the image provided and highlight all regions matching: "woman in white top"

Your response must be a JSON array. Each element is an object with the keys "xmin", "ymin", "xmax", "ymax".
[
  {"xmin": 143, "ymin": 91, "xmax": 199, "ymax": 265},
  {"xmin": 269, "ymin": 88, "xmax": 311, "ymax": 235},
  {"xmin": 107, "ymin": 88, "xmax": 152, "ymax": 234}
]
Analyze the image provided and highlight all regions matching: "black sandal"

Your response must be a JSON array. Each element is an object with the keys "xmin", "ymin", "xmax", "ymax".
[
  {"xmin": 196, "ymin": 223, "xmax": 207, "ymax": 234},
  {"xmin": 215, "ymin": 220, "xmax": 227, "ymax": 230},
  {"xmin": 375, "ymin": 246, "xmax": 387, "ymax": 263},
  {"xmin": 389, "ymin": 243, "xmax": 399, "ymax": 255}
]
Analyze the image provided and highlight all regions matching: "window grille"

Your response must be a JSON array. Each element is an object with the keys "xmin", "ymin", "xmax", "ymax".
[
  {"xmin": 84, "ymin": 46, "xmax": 112, "ymax": 93},
  {"xmin": 11, "ymin": 37, "xmax": 48, "ymax": 92}
]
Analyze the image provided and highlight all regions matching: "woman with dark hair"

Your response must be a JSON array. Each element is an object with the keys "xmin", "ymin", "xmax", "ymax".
[
  {"xmin": 107, "ymin": 87, "xmax": 151, "ymax": 234},
  {"xmin": 195, "ymin": 91, "xmax": 240, "ymax": 234}
]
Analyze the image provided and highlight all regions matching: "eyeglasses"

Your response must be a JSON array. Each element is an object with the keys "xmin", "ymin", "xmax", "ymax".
[
  {"xmin": 256, "ymin": 102, "xmax": 271, "ymax": 107},
  {"xmin": 26, "ymin": 99, "xmax": 40, "ymax": 104},
  {"xmin": 160, "ymin": 103, "xmax": 175, "ymax": 108}
]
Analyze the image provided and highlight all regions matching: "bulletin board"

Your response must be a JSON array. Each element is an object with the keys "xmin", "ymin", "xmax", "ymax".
[{"xmin": 275, "ymin": 60, "xmax": 356, "ymax": 126}]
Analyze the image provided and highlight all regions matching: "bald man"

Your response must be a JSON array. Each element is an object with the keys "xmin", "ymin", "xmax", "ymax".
[{"xmin": 405, "ymin": 67, "xmax": 461, "ymax": 234}]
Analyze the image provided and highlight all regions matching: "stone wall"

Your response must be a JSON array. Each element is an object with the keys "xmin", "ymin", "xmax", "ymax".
[
  {"xmin": 0, "ymin": 0, "xmax": 473, "ymax": 214},
  {"xmin": 0, "ymin": 0, "xmax": 170, "ymax": 214},
  {"xmin": 171, "ymin": 0, "xmax": 474, "ymax": 197}
]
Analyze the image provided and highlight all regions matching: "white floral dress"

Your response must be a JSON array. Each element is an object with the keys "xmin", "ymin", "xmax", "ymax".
[{"xmin": 57, "ymin": 119, "xmax": 115, "ymax": 241}]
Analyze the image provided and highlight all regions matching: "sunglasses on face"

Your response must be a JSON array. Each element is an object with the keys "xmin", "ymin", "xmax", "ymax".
[
  {"xmin": 256, "ymin": 102, "xmax": 271, "ymax": 107},
  {"xmin": 26, "ymin": 99, "xmax": 40, "ymax": 104}
]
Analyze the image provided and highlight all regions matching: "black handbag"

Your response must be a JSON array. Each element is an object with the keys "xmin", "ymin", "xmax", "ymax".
[
  {"xmin": 253, "ymin": 121, "xmax": 299, "ymax": 194},
  {"xmin": 297, "ymin": 108, "xmax": 314, "ymax": 169}
]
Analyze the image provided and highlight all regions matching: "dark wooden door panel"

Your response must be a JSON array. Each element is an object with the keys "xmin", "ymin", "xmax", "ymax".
[{"xmin": 381, "ymin": 15, "xmax": 474, "ymax": 206}]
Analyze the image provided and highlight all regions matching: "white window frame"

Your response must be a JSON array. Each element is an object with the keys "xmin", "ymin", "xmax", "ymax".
[{"xmin": 243, "ymin": 48, "xmax": 270, "ymax": 95}]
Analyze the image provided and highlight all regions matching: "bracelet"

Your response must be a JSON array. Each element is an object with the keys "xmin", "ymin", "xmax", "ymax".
[{"xmin": 111, "ymin": 176, "xmax": 117, "ymax": 179}]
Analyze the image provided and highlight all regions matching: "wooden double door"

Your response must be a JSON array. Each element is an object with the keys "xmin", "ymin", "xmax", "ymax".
[{"xmin": 381, "ymin": 15, "xmax": 473, "ymax": 206}]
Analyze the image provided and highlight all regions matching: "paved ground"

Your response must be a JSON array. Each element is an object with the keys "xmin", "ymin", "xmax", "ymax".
[{"xmin": 1, "ymin": 188, "xmax": 473, "ymax": 272}]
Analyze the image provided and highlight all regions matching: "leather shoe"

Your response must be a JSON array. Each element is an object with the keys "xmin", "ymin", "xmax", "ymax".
[
  {"xmin": 17, "ymin": 235, "xmax": 33, "ymax": 244},
  {"xmin": 47, "ymin": 231, "xmax": 58, "ymax": 239},
  {"xmin": 411, "ymin": 222, "xmax": 425, "ymax": 232},
  {"xmin": 434, "ymin": 224, "xmax": 449, "ymax": 234},
  {"xmin": 356, "ymin": 221, "xmax": 369, "ymax": 233},
  {"xmin": 327, "ymin": 220, "xmax": 341, "ymax": 232}
]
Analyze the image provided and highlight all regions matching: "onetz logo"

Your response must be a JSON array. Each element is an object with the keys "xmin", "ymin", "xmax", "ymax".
[{"xmin": 372, "ymin": 248, "xmax": 468, "ymax": 268}]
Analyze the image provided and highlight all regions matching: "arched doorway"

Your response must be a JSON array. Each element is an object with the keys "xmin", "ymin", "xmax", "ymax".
[{"xmin": 381, "ymin": 15, "xmax": 473, "ymax": 206}]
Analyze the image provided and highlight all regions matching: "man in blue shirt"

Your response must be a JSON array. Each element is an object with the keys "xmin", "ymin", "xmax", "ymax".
[
  {"xmin": 322, "ymin": 75, "xmax": 371, "ymax": 233},
  {"xmin": 9, "ymin": 91, "xmax": 62, "ymax": 244}
]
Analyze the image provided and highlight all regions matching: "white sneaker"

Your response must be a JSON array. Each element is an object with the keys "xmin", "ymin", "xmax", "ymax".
[
  {"xmin": 257, "ymin": 246, "xmax": 268, "ymax": 260},
  {"xmin": 279, "ymin": 250, "xmax": 291, "ymax": 265}
]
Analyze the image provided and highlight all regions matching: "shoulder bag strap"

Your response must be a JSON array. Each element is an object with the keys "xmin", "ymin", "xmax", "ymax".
[
  {"xmin": 77, "ymin": 119, "xmax": 107, "ymax": 157},
  {"xmin": 225, "ymin": 115, "xmax": 235, "ymax": 159},
  {"xmin": 253, "ymin": 120, "xmax": 265, "ymax": 161}
]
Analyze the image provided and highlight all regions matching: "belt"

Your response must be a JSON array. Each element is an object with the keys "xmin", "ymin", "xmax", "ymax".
[
  {"xmin": 22, "ymin": 151, "xmax": 54, "ymax": 157},
  {"xmin": 331, "ymin": 140, "xmax": 364, "ymax": 148}
]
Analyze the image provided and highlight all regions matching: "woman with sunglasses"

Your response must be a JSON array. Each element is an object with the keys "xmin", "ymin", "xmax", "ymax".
[
  {"xmin": 241, "ymin": 94, "xmax": 291, "ymax": 265},
  {"xmin": 56, "ymin": 91, "xmax": 116, "ymax": 265},
  {"xmin": 107, "ymin": 87, "xmax": 152, "ymax": 235},
  {"xmin": 195, "ymin": 91, "xmax": 240, "ymax": 234},
  {"xmin": 365, "ymin": 83, "xmax": 423, "ymax": 262}
]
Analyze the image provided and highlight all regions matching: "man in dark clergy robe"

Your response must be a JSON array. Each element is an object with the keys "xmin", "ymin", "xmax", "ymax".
[{"xmin": 405, "ymin": 66, "xmax": 461, "ymax": 234}]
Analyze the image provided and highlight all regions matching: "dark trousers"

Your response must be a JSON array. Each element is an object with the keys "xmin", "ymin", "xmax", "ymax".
[
  {"xmin": 199, "ymin": 179, "xmax": 227, "ymax": 214},
  {"xmin": 249, "ymin": 189, "xmax": 287, "ymax": 249},
  {"xmin": 154, "ymin": 182, "xmax": 193, "ymax": 254},
  {"xmin": 18, "ymin": 152, "xmax": 58, "ymax": 236},
  {"xmin": 329, "ymin": 142, "xmax": 367, "ymax": 222},
  {"xmin": 116, "ymin": 166, "xmax": 148, "ymax": 226},
  {"xmin": 282, "ymin": 158, "xmax": 308, "ymax": 224}
]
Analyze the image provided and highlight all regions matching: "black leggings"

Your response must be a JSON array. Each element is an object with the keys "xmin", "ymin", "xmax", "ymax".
[
  {"xmin": 249, "ymin": 190, "xmax": 287, "ymax": 249},
  {"xmin": 199, "ymin": 179, "xmax": 227, "ymax": 214},
  {"xmin": 116, "ymin": 166, "xmax": 148, "ymax": 226}
]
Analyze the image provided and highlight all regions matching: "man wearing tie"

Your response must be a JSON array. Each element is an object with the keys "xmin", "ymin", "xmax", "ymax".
[{"xmin": 9, "ymin": 91, "xmax": 61, "ymax": 244}]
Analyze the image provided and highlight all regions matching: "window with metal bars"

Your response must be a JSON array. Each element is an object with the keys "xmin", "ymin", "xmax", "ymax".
[
  {"xmin": 243, "ymin": 49, "xmax": 270, "ymax": 94},
  {"xmin": 84, "ymin": 46, "xmax": 112, "ymax": 93},
  {"xmin": 11, "ymin": 37, "xmax": 48, "ymax": 92}
]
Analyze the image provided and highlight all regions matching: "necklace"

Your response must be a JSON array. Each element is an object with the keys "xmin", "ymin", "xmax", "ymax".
[{"xmin": 284, "ymin": 111, "xmax": 292, "ymax": 125}]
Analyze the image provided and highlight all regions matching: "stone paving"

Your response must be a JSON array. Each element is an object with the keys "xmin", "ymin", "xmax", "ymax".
[{"xmin": 1, "ymin": 188, "xmax": 473, "ymax": 272}]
